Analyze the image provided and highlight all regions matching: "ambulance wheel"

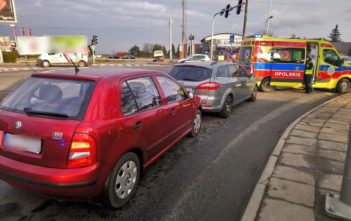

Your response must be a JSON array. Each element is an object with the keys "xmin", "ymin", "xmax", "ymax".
[
  {"xmin": 42, "ymin": 60, "xmax": 50, "ymax": 68},
  {"xmin": 336, "ymin": 78, "xmax": 350, "ymax": 93},
  {"xmin": 260, "ymin": 77, "xmax": 274, "ymax": 92},
  {"xmin": 78, "ymin": 60, "xmax": 87, "ymax": 67}
]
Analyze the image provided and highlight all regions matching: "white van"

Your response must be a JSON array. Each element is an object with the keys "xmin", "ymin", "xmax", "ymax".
[{"xmin": 38, "ymin": 53, "xmax": 88, "ymax": 67}]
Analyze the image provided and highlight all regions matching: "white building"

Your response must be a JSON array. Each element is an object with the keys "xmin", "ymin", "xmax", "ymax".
[{"xmin": 200, "ymin": 33, "xmax": 242, "ymax": 52}]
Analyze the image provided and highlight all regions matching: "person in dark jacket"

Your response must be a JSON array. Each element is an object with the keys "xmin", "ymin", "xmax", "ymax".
[{"xmin": 304, "ymin": 55, "xmax": 314, "ymax": 94}]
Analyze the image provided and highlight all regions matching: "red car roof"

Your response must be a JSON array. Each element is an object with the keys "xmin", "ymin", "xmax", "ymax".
[{"xmin": 32, "ymin": 67, "xmax": 158, "ymax": 81}]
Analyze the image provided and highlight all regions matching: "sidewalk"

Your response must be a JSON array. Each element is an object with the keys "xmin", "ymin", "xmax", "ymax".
[{"xmin": 242, "ymin": 93, "xmax": 351, "ymax": 221}]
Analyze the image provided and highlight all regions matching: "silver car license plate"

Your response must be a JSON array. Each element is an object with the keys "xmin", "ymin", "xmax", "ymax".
[{"xmin": 3, "ymin": 133, "xmax": 42, "ymax": 154}]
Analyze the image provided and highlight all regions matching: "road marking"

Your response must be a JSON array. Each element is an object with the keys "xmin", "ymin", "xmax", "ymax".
[
  {"xmin": 164, "ymin": 93, "xmax": 335, "ymax": 220},
  {"xmin": 240, "ymin": 94, "xmax": 338, "ymax": 221}
]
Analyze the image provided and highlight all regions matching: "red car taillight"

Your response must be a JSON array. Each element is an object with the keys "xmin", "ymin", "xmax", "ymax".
[
  {"xmin": 67, "ymin": 133, "xmax": 96, "ymax": 168},
  {"xmin": 0, "ymin": 130, "xmax": 3, "ymax": 148},
  {"xmin": 197, "ymin": 82, "xmax": 220, "ymax": 90}
]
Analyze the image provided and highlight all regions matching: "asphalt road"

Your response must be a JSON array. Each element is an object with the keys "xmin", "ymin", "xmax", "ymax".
[{"xmin": 0, "ymin": 65, "xmax": 337, "ymax": 221}]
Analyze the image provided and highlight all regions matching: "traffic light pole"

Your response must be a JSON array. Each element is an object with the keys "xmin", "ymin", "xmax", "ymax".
[
  {"xmin": 90, "ymin": 45, "xmax": 96, "ymax": 64},
  {"xmin": 210, "ymin": 4, "xmax": 240, "ymax": 61}
]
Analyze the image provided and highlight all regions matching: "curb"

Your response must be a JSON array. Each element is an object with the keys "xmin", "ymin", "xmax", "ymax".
[{"xmin": 240, "ymin": 94, "xmax": 342, "ymax": 221}]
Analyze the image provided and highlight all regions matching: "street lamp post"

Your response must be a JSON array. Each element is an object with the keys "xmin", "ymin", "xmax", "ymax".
[
  {"xmin": 266, "ymin": 15, "xmax": 273, "ymax": 35},
  {"xmin": 266, "ymin": 0, "xmax": 273, "ymax": 35},
  {"xmin": 9, "ymin": 24, "xmax": 18, "ymax": 47},
  {"xmin": 210, "ymin": 12, "xmax": 221, "ymax": 61}
]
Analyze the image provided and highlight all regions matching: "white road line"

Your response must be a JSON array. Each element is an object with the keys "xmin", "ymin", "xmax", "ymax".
[{"xmin": 117, "ymin": 64, "xmax": 123, "ymax": 67}]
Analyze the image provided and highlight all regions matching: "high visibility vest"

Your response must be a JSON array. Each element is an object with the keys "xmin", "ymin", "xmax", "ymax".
[
  {"xmin": 305, "ymin": 68, "xmax": 313, "ymax": 75},
  {"xmin": 305, "ymin": 62, "xmax": 313, "ymax": 75}
]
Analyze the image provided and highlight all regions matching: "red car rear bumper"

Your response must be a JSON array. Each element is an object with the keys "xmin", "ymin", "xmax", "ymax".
[{"xmin": 0, "ymin": 155, "xmax": 104, "ymax": 199}]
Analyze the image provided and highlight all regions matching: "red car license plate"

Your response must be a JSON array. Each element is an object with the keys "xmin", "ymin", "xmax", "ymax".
[{"xmin": 3, "ymin": 133, "xmax": 42, "ymax": 154}]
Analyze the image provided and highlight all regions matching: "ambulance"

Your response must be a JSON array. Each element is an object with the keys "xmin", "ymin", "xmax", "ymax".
[{"xmin": 238, "ymin": 35, "xmax": 351, "ymax": 93}]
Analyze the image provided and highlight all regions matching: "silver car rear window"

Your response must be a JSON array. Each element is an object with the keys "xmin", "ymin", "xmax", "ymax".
[{"xmin": 170, "ymin": 66, "xmax": 212, "ymax": 82}]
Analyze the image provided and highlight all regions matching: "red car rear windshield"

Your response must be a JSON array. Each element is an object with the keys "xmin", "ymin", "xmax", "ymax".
[{"xmin": 0, "ymin": 77, "xmax": 95, "ymax": 120}]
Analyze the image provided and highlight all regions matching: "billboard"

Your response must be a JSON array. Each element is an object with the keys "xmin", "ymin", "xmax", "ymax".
[
  {"xmin": 0, "ymin": 0, "xmax": 17, "ymax": 23},
  {"xmin": 17, "ymin": 36, "xmax": 88, "ymax": 55}
]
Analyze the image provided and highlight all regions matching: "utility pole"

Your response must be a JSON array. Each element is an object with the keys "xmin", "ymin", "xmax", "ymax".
[
  {"xmin": 242, "ymin": 0, "xmax": 248, "ymax": 38},
  {"xmin": 181, "ymin": 0, "xmax": 186, "ymax": 59},
  {"xmin": 169, "ymin": 17, "xmax": 173, "ymax": 61}
]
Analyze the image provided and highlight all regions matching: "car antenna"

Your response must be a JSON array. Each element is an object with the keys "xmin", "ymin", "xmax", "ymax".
[{"xmin": 63, "ymin": 53, "xmax": 79, "ymax": 75}]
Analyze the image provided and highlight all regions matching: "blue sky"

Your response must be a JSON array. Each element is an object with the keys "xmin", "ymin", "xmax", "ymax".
[{"xmin": 1, "ymin": 0, "xmax": 350, "ymax": 54}]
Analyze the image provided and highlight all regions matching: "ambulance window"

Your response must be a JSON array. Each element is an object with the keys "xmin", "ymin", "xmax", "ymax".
[
  {"xmin": 271, "ymin": 48, "xmax": 305, "ymax": 63},
  {"xmin": 323, "ymin": 49, "xmax": 340, "ymax": 66}
]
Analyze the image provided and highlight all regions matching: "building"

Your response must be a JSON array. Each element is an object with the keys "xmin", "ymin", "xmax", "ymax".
[
  {"xmin": 0, "ymin": 36, "xmax": 12, "ymax": 51},
  {"xmin": 200, "ymin": 33, "xmax": 242, "ymax": 54}
]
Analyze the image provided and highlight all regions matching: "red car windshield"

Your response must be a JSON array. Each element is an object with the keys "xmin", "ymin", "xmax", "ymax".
[{"xmin": 0, "ymin": 77, "xmax": 95, "ymax": 120}]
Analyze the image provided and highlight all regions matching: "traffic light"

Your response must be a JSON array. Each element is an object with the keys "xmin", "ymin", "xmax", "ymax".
[
  {"xmin": 224, "ymin": 4, "xmax": 230, "ymax": 18},
  {"xmin": 92, "ymin": 35, "xmax": 98, "ymax": 45},
  {"xmin": 236, "ymin": 0, "xmax": 243, "ymax": 15},
  {"xmin": 220, "ymin": 8, "xmax": 225, "ymax": 16}
]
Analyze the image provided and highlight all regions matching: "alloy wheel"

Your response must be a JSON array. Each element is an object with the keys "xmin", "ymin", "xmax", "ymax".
[{"xmin": 115, "ymin": 160, "xmax": 138, "ymax": 200}]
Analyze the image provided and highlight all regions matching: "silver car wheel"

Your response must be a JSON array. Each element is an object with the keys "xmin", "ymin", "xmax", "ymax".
[
  {"xmin": 115, "ymin": 160, "xmax": 138, "ymax": 200},
  {"xmin": 193, "ymin": 112, "xmax": 202, "ymax": 134},
  {"xmin": 224, "ymin": 96, "xmax": 232, "ymax": 116}
]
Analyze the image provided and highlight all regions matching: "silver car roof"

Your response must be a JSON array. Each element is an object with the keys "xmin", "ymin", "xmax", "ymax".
[{"xmin": 173, "ymin": 61, "xmax": 236, "ymax": 69}]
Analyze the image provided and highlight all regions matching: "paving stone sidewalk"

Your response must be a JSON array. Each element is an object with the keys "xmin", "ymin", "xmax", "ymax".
[{"xmin": 257, "ymin": 93, "xmax": 351, "ymax": 221}]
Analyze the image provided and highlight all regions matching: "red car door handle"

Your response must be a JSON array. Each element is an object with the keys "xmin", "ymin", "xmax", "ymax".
[
  {"xmin": 134, "ymin": 122, "xmax": 144, "ymax": 129},
  {"xmin": 170, "ymin": 109, "xmax": 176, "ymax": 115}
]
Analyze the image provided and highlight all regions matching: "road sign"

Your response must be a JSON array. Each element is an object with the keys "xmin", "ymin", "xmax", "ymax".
[
  {"xmin": 17, "ymin": 36, "xmax": 88, "ymax": 55},
  {"xmin": 230, "ymin": 34, "xmax": 234, "ymax": 43}
]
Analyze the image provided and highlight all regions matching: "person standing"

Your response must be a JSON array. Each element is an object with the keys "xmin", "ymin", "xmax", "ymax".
[
  {"xmin": 304, "ymin": 55, "xmax": 314, "ymax": 94},
  {"xmin": 309, "ymin": 42, "xmax": 318, "ymax": 83}
]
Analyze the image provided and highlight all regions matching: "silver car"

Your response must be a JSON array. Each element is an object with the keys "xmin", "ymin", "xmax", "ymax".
[{"xmin": 170, "ymin": 61, "xmax": 257, "ymax": 118}]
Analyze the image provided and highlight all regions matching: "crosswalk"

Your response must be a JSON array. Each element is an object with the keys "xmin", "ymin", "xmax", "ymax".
[
  {"xmin": 0, "ymin": 63, "xmax": 171, "ymax": 73},
  {"xmin": 0, "ymin": 67, "xmax": 42, "ymax": 72},
  {"xmin": 91, "ymin": 63, "xmax": 168, "ymax": 67}
]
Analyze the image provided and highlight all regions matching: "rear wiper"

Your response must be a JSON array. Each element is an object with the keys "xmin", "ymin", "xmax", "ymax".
[
  {"xmin": 182, "ymin": 78, "xmax": 198, "ymax": 81},
  {"xmin": 23, "ymin": 107, "xmax": 69, "ymax": 118}
]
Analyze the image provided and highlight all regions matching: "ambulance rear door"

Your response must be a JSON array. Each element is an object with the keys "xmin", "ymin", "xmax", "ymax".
[{"xmin": 269, "ymin": 41, "xmax": 306, "ymax": 88}]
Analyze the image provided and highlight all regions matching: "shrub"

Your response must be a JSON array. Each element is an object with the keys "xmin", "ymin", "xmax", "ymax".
[{"xmin": 3, "ymin": 51, "xmax": 19, "ymax": 63}]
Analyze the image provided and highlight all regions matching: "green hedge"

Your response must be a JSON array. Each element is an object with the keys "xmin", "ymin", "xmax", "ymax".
[{"xmin": 3, "ymin": 51, "xmax": 19, "ymax": 63}]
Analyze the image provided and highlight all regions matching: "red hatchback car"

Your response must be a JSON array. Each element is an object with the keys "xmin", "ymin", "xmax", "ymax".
[{"xmin": 0, "ymin": 67, "xmax": 202, "ymax": 208}]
